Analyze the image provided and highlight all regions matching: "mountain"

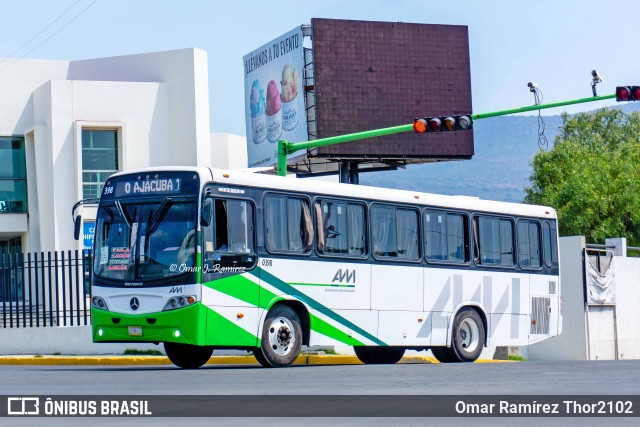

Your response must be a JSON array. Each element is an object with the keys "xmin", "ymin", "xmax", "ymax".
[{"xmin": 360, "ymin": 103, "xmax": 640, "ymax": 203}]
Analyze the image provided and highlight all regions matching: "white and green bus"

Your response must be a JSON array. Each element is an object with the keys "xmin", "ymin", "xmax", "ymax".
[{"xmin": 80, "ymin": 166, "xmax": 561, "ymax": 368}]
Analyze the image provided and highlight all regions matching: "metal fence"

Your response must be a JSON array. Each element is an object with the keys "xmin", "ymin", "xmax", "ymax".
[{"xmin": 0, "ymin": 250, "xmax": 92, "ymax": 328}]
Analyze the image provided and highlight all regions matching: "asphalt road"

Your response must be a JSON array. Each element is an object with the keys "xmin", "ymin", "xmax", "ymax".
[{"xmin": 2, "ymin": 360, "xmax": 639, "ymax": 426}]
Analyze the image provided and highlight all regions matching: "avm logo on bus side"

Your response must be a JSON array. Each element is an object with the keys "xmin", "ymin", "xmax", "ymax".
[{"xmin": 332, "ymin": 269, "xmax": 356, "ymax": 284}]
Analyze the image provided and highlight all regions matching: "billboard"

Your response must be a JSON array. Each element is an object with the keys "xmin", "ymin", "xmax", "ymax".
[
  {"xmin": 309, "ymin": 18, "xmax": 473, "ymax": 161},
  {"xmin": 243, "ymin": 26, "xmax": 308, "ymax": 168}
]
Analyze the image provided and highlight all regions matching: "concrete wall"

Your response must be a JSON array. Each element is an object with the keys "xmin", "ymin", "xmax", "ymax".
[
  {"xmin": 610, "ymin": 255, "xmax": 640, "ymax": 359},
  {"xmin": 528, "ymin": 236, "xmax": 640, "ymax": 361},
  {"xmin": 528, "ymin": 236, "xmax": 589, "ymax": 361},
  {"xmin": 211, "ymin": 133, "xmax": 248, "ymax": 170},
  {"xmin": 0, "ymin": 326, "xmax": 161, "ymax": 355}
]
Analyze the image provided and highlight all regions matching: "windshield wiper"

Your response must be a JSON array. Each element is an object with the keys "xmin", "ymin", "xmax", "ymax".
[
  {"xmin": 115, "ymin": 200, "xmax": 133, "ymax": 228},
  {"xmin": 148, "ymin": 198, "xmax": 173, "ymax": 234}
]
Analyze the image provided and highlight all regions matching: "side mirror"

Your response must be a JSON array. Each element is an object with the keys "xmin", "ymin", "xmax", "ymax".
[
  {"xmin": 74, "ymin": 215, "xmax": 82, "ymax": 241},
  {"xmin": 201, "ymin": 199, "xmax": 213, "ymax": 227}
]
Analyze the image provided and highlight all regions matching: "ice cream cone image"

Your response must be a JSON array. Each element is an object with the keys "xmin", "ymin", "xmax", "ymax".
[
  {"xmin": 266, "ymin": 80, "xmax": 282, "ymax": 142},
  {"xmin": 280, "ymin": 64, "xmax": 299, "ymax": 131},
  {"xmin": 249, "ymin": 79, "xmax": 266, "ymax": 144}
]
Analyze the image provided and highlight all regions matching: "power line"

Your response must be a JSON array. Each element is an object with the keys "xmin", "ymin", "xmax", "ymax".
[
  {"xmin": 0, "ymin": 0, "xmax": 84, "ymax": 67},
  {"xmin": 0, "ymin": 0, "xmax": 100, "ymax": 74}
]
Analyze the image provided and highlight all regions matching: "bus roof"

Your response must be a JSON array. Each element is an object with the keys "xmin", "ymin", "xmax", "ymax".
[
  {"xmin": 107, "ymin": 166, "xmax": 557, "ymax": 220},
  {"xmin": 210, "ymin": 168, "xmax": 558, "ymax": 220}
]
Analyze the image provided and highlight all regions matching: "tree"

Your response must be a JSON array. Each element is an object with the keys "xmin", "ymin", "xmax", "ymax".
[{"xmin": 524, "ymin": 108, "xmax": 640, "ymax": 245}]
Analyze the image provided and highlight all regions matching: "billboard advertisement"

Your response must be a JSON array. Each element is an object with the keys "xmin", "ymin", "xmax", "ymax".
[
  {"xmin": 243, "ymin": 26, "xmax": 308, "ymax": 168},
  {"xmin": 310, "ymin": 18, "xmax": 473, "ymax": 160}
]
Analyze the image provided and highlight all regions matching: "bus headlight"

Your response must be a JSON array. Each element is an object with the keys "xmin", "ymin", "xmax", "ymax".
[
  {"xmin": 162, "ymin": 295, "xmax": 197, "ymax": 311},
  {"xmin": 91, "ymin": 296, "xmax": 110, "ymax": 311}
]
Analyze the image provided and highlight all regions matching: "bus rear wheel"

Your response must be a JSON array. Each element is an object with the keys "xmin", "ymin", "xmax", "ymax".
[
  {"xmin": 431, "ymin": 347, "xmax": 454, "ymax": 363},
  {"xmin": 164, "ymin": 342, "xmax": 214, "ymax": 369},
  {"xmin": 354, "ymin": 346, "xmax": 405, "ymax": 365},
  {"xmin": 253, "ymin": 305, "xmax": 302, "ymax": 368},
  {"xmin": 433, "ymin": 308, "xmax": 485, "ymax": 363}
]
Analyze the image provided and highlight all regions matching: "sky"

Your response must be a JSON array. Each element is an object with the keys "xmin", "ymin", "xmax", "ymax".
[{"xmin": 1, "ymin": 0, "xmax": 639, "ymax": 137}]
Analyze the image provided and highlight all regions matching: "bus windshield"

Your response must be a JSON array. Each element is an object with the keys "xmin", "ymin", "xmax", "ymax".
[{"xmin": 93, "ymin": 198, "xmax": 198, "ymax": 282}]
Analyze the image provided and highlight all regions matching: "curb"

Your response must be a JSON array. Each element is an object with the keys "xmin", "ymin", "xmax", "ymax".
[{"xmin": 0, "ymin": 355, "xmax": 511, "ymax": 366}]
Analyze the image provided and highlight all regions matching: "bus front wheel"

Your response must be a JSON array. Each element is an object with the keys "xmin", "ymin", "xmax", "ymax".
[
  {"xmin": 164, "ymin": 342, "xmax": 214, "ymax": 369},
  {"xmin": 354, "ymin": 346, "xmax": 405, "ymax": 364},
  {"xmin": 254, "ymin": 305, "xmax": 302, "ymax": 368}
]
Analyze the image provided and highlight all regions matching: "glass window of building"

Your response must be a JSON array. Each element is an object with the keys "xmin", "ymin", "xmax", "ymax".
[
  {"xmin": 0, "ymin": 137, "xmax": 27, "ymax": 214},
  {"xmin": 82, "ymin": 129, "xmax": 118, "ymax": 199}
]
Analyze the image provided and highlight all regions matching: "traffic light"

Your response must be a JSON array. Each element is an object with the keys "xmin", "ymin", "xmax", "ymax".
[
  {"xmin": 616, "ymin": 86, "xmax": 640, "ymax": 102},
  {"xmin": 413, "ymin": 115, "xmax": 473, "ymax": 133}
]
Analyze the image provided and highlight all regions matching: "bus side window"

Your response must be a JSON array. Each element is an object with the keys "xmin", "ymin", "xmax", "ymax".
[
  {"xmin": 425, "ymin": 211, "xmax": 468, "ymax": 263},
  {"xmin": 214, "ymin": 199, "xmax": 229, "ymax": 251},
  {"xmin": 265, "ymin": 195, "xmax": 313, "ymax": 254},
  {"xmin": 203, "ymin": 198, "xmax": 255, "ymax": 265},
  {"xmin": 543, "ymin": 221, "xmax": 553, "ymax": 267},
  {"xmin": 316, "ymin": 200, "xmax": 366, "ymax": 257},
  {"xmin": 372, "ymin": 205, "xmax": 419, "ymax": 260},
  {"xmin": 475, "ymin": 216, "xmax": 515, "ymax": 267},
  {"xmin": 518, "ymin": 220, "xmax": 541, "ymax": 269}
]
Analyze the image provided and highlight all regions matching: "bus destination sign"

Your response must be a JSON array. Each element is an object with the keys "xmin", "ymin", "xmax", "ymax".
[{"xmin": 113, "ymin": 178, "xmax": 182, "ymax": 198}]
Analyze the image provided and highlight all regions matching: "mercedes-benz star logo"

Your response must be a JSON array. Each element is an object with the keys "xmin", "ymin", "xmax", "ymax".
[{"xmin": 130, "ymin": 297, "xmax": 140, "ymax": 311}]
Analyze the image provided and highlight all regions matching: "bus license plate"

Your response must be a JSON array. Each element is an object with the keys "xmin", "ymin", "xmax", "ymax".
[{"xmin": 128, "ymin": 326, "xmax": 143, "ymax": 336}]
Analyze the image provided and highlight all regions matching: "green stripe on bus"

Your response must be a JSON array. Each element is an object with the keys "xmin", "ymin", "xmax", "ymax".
[
  {"xmin": 289, "ymin": 282, "xmax": 355, "ymax": 288},
  {"xmin": 310, "ymin": 313, "xmax": 365, "ymax": 346},
  {"xmin": 203, "ymin": 306, "xmax": 258, "ymax": 347},
  {"xmin": 204, "ymin": 274, "xmax": 281, "ymax": 308},
  {"xmin": 252, "ymin": 268, "xmax": 384, "ymax": 346}
]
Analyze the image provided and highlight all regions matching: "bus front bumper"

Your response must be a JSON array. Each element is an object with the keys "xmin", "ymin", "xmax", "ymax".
[{"xmin": 91, "ymin": 303, "xmax": 205, "ymax": 345}]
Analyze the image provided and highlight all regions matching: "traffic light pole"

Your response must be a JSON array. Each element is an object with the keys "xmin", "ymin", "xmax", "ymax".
[{"xmin": 276, "ymin": 93, "xmax": 616, "ymax": 177}]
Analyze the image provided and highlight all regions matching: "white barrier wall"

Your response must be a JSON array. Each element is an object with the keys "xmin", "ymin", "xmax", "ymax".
[
  {"xmin": 529, "ymin": 236, "xmax": 640, "ymax": 361},
  {"xmin": 0, "ymin": 326, "xmax": 161, "ymax": 355},
  {"xmin": 528, "ymin": 236, "xmax": 589, "ymax": 360},
  {"xmin": 610, "ymin": 255, "xmax": 640, "ymax": 359}
]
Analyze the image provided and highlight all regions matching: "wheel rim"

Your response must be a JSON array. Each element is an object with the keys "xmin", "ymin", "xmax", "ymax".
[
  {"xmin": 458, "ymin": 318, "xmax": 480, "ymax": 353},
  {"xmin": 267, "ymin": 316, "xmax": 296, "ymax": 356}
]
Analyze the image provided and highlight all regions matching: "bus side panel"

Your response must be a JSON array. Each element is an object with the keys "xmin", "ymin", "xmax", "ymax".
[
  {"xmin": 377, "ymin": 311, "xmax": 431, "ymax": 346},
  {"xmin": 484, "ymin": 273, "xmax": 530, "ymax": 346},
  {"xmin": 372, "ymin": 264, "xmax": 422, "ymax": 311},
  {"xmin": 528, "ymin": 274, "xmax": 560, "ymax": 344},
  {"xmin": 490, "ymin": 314, "xmax": 529, "ymax": 346},
  {"xmin": 424, "ymin": 268, "xmax": 454, "ymax": 346},
  {"xmin": 200, "ymin": 273, "xmax": 261, "ymax": 346},
  {"xmin": 259, "ymin": 258, "xmax": 371, "ymax": 311},
  {"xmin": 258, "ymin": 258, "xmax": 381, "ymax": 347},
  {"xmin": 310, "ymin": 309, "xmax": 378, "ymax": 347},
  {"xmin": 203, "ymin": 305, "xmax": 260, "ymax": 347}
]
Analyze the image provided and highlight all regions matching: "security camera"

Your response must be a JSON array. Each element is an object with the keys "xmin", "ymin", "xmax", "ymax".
[
  {"xmin": 591, "ymin": 70, "xmax": 603, "ymax": 96},
  {"xmin": 528, "ymin": 82, "xmax": 539, "ymax": 92}
]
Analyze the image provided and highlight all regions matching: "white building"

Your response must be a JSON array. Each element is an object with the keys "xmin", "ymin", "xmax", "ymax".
[{"xmin": 0, "ymin": 48, "xmax": 247, "ymax": 255}]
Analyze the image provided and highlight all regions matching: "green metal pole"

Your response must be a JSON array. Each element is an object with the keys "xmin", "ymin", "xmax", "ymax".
[
  {"xmin": 277, "ymin": 139, "xmax": 289, "ymax": 177},
  {"xmin": 471, "ymin": 94, "xmax": 616, "ymax": 120},
  {"xmin": 276, "ymin": 94, "xmax": 616, "ymax": 176}
]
